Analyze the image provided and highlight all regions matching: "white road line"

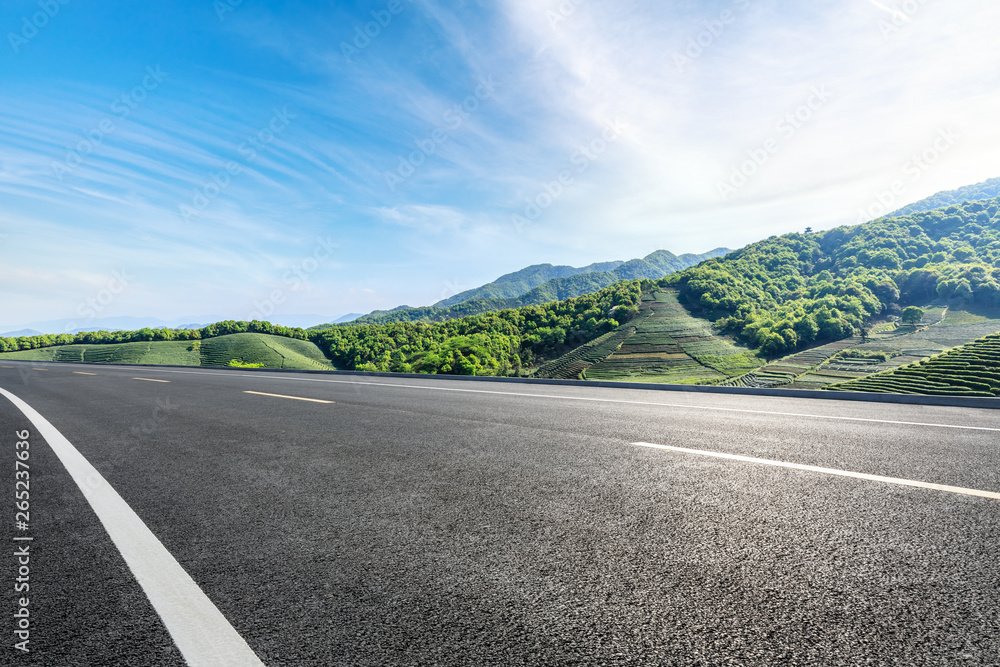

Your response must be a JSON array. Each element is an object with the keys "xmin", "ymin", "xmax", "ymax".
[
  {"xmin": 133, "ymin": 377, "xmax": 170, "ymax": 383},
  {"xmin": 244, "ymin": 390, "xmax": 334, "ymax": 404},
  {"xmin": 125, "ymin": 367, "xmax": 1000, "ymax": 433},
  {"xmin": 633, "ymin": 442, "xmax": 1000, "ymax": 500},
  {"xmin": 0, "ymin": 386, "xmax": 264, "ymax": 667}
]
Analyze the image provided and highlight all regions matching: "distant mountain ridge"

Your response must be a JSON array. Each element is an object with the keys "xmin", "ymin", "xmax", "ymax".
[
  {"xmin": 888, "ymin": 177, "xmax": 1000, "ymax": 218},
  {"xmin": 434, "ymin": 260, "xmax": 624, "ymax": 307},
  {"xmin": 434, "ymin": 249, "xmax": 728, "ymax": 308},
  {"xmin": 334, "ymin": 248, "xmax": 731, "ymax": 326}
]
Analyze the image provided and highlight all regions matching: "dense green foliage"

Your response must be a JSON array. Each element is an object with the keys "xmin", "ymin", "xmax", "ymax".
[
  {"xmin": 889, "ymin": 177, "xmax": 1000, "ymax": 218},
  {"xmin": 667, "ymin": 196, "xmax": 1000, "ymax": 356},
  {"xmin": 310, "ymin": 281, "xmax": 645, "ymax": 374},
  {"xmin": 827, "ymin": 334, "xmax": 1000, "ymax": 396},
  {"xmin": 900, "ymin": 306, "xmax": 925, "ymax": 325}
]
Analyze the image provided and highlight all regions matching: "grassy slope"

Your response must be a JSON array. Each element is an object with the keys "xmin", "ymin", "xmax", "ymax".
[
  {"xmin": 0, "ymin": 334, "xmax": 336, "ymax": 370},
  {"xmin": 199, "ymin": 333, "xmax": 335, "ymax": 369},
  {"xmin": 0, "ymin": 340, "xmax": 200, "ymax": 365},
  {"xmin": 536, "ymin": 289, "xmax": 763, "ymax": 384}
]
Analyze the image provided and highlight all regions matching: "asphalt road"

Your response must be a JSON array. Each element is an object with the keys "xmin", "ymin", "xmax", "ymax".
[{"xmin": 1, "ymin": 361, "xmax": 999, "ymax": 666}]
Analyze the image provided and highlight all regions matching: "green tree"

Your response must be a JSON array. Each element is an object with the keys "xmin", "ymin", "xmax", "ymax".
[{"xmin": 900, "ymin": 306, "xmax": 924, "ymax": 326}]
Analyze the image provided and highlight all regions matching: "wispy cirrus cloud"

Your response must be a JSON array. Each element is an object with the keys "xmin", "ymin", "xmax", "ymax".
[{"xmin": 1, "ymin": 0, "xmax": 999, "ymax": 329}]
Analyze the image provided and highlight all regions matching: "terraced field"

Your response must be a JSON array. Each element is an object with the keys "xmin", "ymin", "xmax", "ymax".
[
  {"xmin": 0, "ymin": 341, "xmax": 200, "ymax": 365},
  {"xmin": 786, "ymin": 306, "xmax": 1000, "ymax": 390},
  {"xmin": 579, "ymin": 290, "xmax": 762, "ymax": 384},
  {"xmin": 723, "ymin": 337, "xmax": 863, "ymax": 388},
  {"xmin": 532, "ymin": 323, "xmax": 640, "ymax": 380},
  {"xmin": 826, "ymin": 333, "xmax": 1000, "ymax": 397},
  {"xmin": 199, "ymin": 334, "xmax": 336, "ymax": 369},
  {"xmin": 0, "ymin": 334, "xmax": 337, "ymax": 371}
]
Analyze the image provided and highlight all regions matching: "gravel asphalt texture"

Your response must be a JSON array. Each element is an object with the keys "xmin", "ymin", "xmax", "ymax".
[{"xmin": 1, "ymin": 362, "xmax": 999, "ymax": 666}]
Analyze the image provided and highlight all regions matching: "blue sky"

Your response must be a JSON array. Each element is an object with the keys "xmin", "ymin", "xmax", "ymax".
[{"xmin": 2, "ymin": 0, "xmax": 1000, "ymax": 330}]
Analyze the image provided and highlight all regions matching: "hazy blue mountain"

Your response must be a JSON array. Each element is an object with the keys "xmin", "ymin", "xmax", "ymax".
[
  {"xmin": 433, "ymin": 260, "xmax": 625, "ymax": 307},
  {"xmin": 1, "ymin": 329, "xmax": 42, "ymax": 337},
  {"xmin": 343, "ymin": 247, "xmax": 731, "ymax": 326},
  {"xmin": 433, "ymin": 249, "xmax": 729, "ymax": 309}
]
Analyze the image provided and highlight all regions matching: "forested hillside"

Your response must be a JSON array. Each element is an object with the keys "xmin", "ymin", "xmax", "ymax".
[
  {"xmin": 310, "ymin": 281, "xmax": 645, "ymax": 374},
  {"xmin": 667, "ymin": 196, "xmax": 1000, "ymax": 356},
  {"xmin": 889, "ymin": 177, "xmax": 1000, "ymax": 217}
]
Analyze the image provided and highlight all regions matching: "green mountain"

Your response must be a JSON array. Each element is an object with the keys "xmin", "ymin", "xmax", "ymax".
[
  {"xmin": 433, "ymin": 260, "xmax": 623, "ymax": 307},
  {"xmin": 340, "ymin": 248, "xmax": 730, "ymax": 326},
  {"xmin": 433, "ymin": 249, "xmax": 730, "ymax": 307},
  {"xmin": 667, "ymin": 196, "xmax": 1000, "ymax": 357},
  {"xmin": 888, "ymin": 177, "xmax": 1000, "ymax": 218}
]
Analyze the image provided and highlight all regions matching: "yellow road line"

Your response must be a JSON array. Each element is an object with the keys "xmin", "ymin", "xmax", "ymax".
[
  {"xmin": 74, "ymin": 372, "xmax": 97, "ymax": 376},
  {"xmin": 133, "ymin": 378, "xmax": 171, "ymax": 383},
  {"xmin": 633, "ymin": 442, "xmax": 1000, "ymax": 500},
  {"xmin": 244, "ymin": 391, "xmax": 334, "ymax": 404}
]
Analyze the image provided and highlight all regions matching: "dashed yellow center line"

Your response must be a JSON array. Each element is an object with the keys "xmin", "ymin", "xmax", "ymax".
[
  {"xmin": 244, "ymin": 391, "xmax": 334, "ymax": 404},
  {"xmin": 74, "ymin": 372, "xmax": 97, "ymax": 376},
  {"xmin": 32, "ymin": 368, "xmax": 49, "ymax": 371},
  {"xmin": 1, "ymin": 366, "xmax": 13, "ymax": 368},
  {"xmin": 133, "ymin": 378, "xmax": 171, "ymax": 383}
]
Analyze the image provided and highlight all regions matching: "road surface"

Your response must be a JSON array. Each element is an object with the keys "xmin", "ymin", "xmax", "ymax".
[{"xmin": 1, "ymin": 362, "xmax": 998, "ymax": 665}]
